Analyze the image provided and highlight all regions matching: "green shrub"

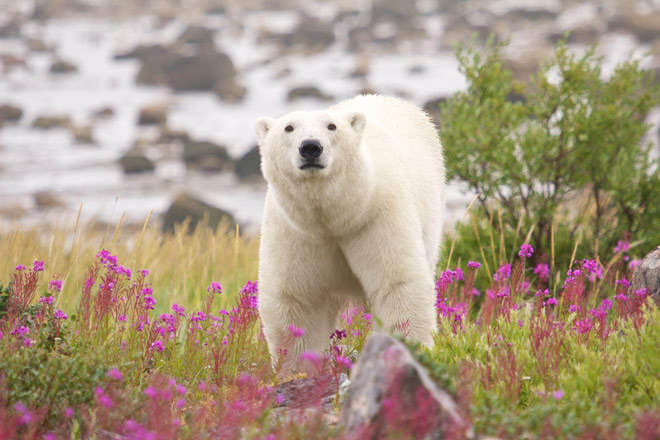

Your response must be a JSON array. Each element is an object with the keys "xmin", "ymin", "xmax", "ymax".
[{"xmin": 440, "ymin": 39, "xmax": 660, "ymax": 271}]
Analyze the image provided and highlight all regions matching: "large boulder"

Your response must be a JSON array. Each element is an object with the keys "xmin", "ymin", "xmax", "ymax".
[
  {"xmin": 119, "ymin": 26, "xmax": 244, "ymax": 101},
  {"xmin": 423, "ymin": 97, "xmax": 448, "ymax": 128},
  {"xmin": 631, "ymin": 245, "xmax": 660, "ymax": 306},
  {"xmin": 32, "ymin": 114, "xmax": 71, "ymax": 129},
  {"xmin": 286, "ymin": 86, "xmax": 332, "ymax": 102},
  {"xmin": 259, "ymin": 15, "xmax": 335, "ymax": 55},
  {"xmin": 183, "ymin": 139, "xmax": 232, "ymax": 172},
  {"xmin": 137, "ymin": 104, "xmax": 168, "ymax": 126},
  {"xmin": 0, "ymin": 104, "xmax": 23, "ymax": 122},
  {"xmin": 235, "ymin": 146, "xmax": 262, "ymax": 180},
  {"xmin": 162, "ymin": 193, "xmax": 235, "ymax": 234},
  {"xmin": 341, "ymin": 332, "xmax": 473, "ymax": 440},
  {"xmin": 119, "ymin": 149, "xmax": 155, "ymax": 174},
  {"xmin": 611, "ymin": 11, "xmax": 660, "ymax": 43},
  {"xmin": 72, "ymin": 125, "xmax": 94, "ymax": 144},
  {"xmin": 50, "ymin": 58, "xmax": 77, "ymax": 73}
]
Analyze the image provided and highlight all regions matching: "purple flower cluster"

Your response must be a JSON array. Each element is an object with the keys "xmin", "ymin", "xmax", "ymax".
[
  {"xmin": 493, "ymin": 264, "xmax": 512, "ymax": 282},
  {"xmin": 518, "ymin": 244, "xmax": 534, "ymax": 258}
]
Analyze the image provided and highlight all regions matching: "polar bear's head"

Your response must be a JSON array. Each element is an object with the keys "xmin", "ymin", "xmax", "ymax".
[{"xmin": 255, "ymin": 110, "xmax": 366, "ymax": 184}]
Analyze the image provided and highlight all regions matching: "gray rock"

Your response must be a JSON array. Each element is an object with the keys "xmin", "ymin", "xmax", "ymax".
[
  {"xmin": 162, "ymin": 193, "xmax": 235, "ymax": 234},
  {"xmin": 72, "ymin": 125, "xmax": 94, "ymax": 144},
  {"xmin": 235, "ymin": 146, "xmax": 262, "ymax": 180},
  {"xmin": 119, "ymin": 149, "xmax": 155, "ymax": 174},
  {"xmin": 175, "ymin": 25, "xmax": 216, "ymax": 48},
  {"xmin": 125, "ymin": 38, "xmax": 243, "ymax": 100},
  {"xmin": 423, "ymin": 97, "xmax": 448, "ymax": 128},
  {"xmin": 137, "ymin": 104, "xmax": 168, "ymax": 126},
  {"xmin": 92, "ymin": 106, "xmax": 115, "ymax": 119},
  {"xmin": 50, "ymin": 58, "xmax": 77, "ymax": 73},
  {"xmin": 260, "ymin": 15, "xmax": 335, "ymax": 55},
  {"xmin": 1, "ymin": 54, "xmax": 26, "ymax": 71},
  {"xmin": 631, "ymin": 245, "xmax": 660, "ymax": 307},
  {"xmin": 32, "ymin": 114, "xmax": 71, "ymax": 130},
  {"xmin": 183, "ymin": 139, "xmax": 232, "ymax": 172},
  {"xmin": 610, "ymin": 11, "xmax": 660, "ymax": 43},
  {"xmin": 34, "ymin": 191, "xmax": 64, "ymax": 208},
  {"xmin": 0, "ymin": 104, "xmax": 23, "ymax": 122},
  {"xmin": 27, "ymin": 38, "xmax": 51, "ymax": 52},
  {"xmin": 341, "ymin": 332, "xmax": 473, "ymax": 440},
  {"xmin": 287, "ymin": 86, "xmax": 332, "ymax": 102}
]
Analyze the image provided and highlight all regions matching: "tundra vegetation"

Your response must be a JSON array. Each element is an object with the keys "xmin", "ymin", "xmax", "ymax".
[{"xmin": 1, "ymin": 42, "xmax": 659, "ymax": 439}]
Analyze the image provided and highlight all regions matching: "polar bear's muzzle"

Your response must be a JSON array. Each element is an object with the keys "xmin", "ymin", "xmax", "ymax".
[{"xmin": 299, "ymin": 139, "xmax": 325, "ymax": 170}]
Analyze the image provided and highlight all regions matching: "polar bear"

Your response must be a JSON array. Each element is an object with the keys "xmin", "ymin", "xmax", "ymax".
[{"xmin": 255, "ymin": 94, "xmax": 445, "ymax": 372}]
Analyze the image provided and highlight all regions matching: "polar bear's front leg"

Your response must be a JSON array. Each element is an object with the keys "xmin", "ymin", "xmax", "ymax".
[
  {"xmin": 340, "ymin": 221, "xmax": 438, "ymax": 347},
  {"xmin": 259, "ymin": 291, "xmax": 342, "ymax": 374}
]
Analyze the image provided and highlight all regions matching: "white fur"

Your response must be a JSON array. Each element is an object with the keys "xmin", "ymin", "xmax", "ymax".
[{"xmin": 255, "ymin": 95, "xmax": 446, "ymax": 372}]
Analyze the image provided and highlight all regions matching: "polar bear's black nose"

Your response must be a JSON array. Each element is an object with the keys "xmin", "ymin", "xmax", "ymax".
[{"xmin": 299, "ymin": 140, "xmax": 323, "ymax": 160}]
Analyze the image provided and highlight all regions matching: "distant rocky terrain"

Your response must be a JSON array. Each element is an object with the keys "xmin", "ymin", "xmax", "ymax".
[{"xmin": 0, "ymin": 0, "xmax": 659, "ymax": 232}]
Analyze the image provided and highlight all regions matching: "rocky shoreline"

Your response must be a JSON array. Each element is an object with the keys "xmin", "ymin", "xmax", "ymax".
[{"xmin": 1, "ymin": 0, "xmax": 659, "ymax": 232}]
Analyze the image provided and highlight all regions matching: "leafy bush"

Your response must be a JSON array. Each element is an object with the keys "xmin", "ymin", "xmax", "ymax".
[{"xmin": 440, "ymin": 39, "xmax": 660, "ymax": 270}]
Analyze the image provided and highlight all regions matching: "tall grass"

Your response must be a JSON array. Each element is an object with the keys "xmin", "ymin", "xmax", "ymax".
[{"xmin": 0, "ymin": 217, "xmax": 259, "ymax": 314}]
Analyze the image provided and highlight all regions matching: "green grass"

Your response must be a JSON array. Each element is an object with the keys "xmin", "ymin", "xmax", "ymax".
[{"xmin": 0, "ymin": 218, "xmax": 658, "ymax": 439}]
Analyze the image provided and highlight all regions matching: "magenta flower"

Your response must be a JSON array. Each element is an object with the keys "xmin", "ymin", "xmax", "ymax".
[
  {"xmin": 150, "ymin": 340, "xmax": 165, "ymax": 352},
  {"xmin": 493, "ymin": 264, "xmax": 512, "ymax": 281},
  {"xmin": 533, "ymin": 263, "xmax": 550, "ymax": 280},
  {"xmin": 64, "ymin": 407, "xmax": 74, "ymax": 418},
  {"xmin": 569, "ymin": 304, "xmax": 580, "ymax": 313},
  {"xmin": 176, "ymin": 398, "xmax": 186, "ymax": 409},
  {"xmin": 48, "ymin": 279, "xmax": 63, "ymax": 293},
  {"xmin": 615, "ymin": 278, "xmax": 630, "ymax": 288},
  {"xmin": 467, "ymin": 261, "xmax": 481, "ymax": 269},
  {"xmin": 33, "ymin": 260, "xmax": 44, "ymax": 272},
  {"xmin": 614, "ymin": 240, "xmax": 630, "ymax": 254},
  {"xmin": 207, "ymin": 282, "xmax": 222, "ymax": 294},
  {"xmin": 15, "ymin": 264, "xmax": 25, "ymax": 271},
  {"xmin": 288, "ymin": 324, "xmax": 305, "ymax": 338},
  {"xmin": 54, "ymin": 309, "xmax": 68, "ymax": 320},
  {"xmin": 299, "ymin": 351, "xmax": 323, "ymax": 367},
  {"xmin": 628, "ymin": 259, "xmax": 642, "ymax": 271},
  {"xmin": 176, "ymin": 384, "xmax": 187, "ymax": 395},
  {"xmin": 545, "ymin": 297, "xmax": 558, "ymax": 306},
  {"xmin": 172, "ymin": 304, "xmax": 186, "ymax": 317},
  {"xmin": 106, "ymin": 368, "xmax": 123, "ymax": 381},
  {"xmin": 331, "ymin": 329, "xmax": 347, "ymax": 341},
  {"xmin": 518, "ymin": 244, "xmax": 534, "ymax": 258},
  {"xmin": 39, "ymin": 296, "xmax": 54, "ymax": 305},
  {"xmin": 553, "ymin": 390, "xmax": 564, "ymax": 399},
  {"xmin": 335, "ymin": 354, "xmax": 353, "ymax": 370},
  {"xmin": 144, "ymin": 387, "xmax": 157, "ymax": 399}
]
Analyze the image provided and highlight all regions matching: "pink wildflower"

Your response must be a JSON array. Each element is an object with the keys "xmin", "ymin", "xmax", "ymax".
[
  {"xmin": 518, "ymin": 243, "xmax": 534, "ymax": 258},
  {"xmin": 288, "ymin": 324, "xmax": 305, "ymax": 338},
  {"xmin": 467, "ymin": 261, "xmax": 481, "ymax": 269},
  {"xmin": 106, "ymin": 368, "xmax": 123, "ymax": 381}
]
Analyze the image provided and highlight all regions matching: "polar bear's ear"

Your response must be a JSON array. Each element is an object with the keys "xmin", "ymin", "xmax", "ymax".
[
  {"xmin": 347, "ymin": 112, "xmax": 366, "ymax": 135},
  {"xmin": 255, "ymin": 117, "xmax": 275, "ymax": 145}
]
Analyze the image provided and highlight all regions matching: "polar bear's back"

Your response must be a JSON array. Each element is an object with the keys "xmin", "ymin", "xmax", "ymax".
[
  {"xmin": 329, "ymin": 94, "xmax": 443, "ymax": 170},
  {"xmin": 330, "ymin": 94, "xmax": 446, "ymax": 269}
]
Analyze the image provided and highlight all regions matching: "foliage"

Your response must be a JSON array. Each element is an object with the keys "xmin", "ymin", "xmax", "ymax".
[
  {"xmin": 1, "ymin": 220, "xmax": 658, "ymax": 439},
  {"xmin": 440, "ymin": 39, "xmax": 660, "ymax": 269}
]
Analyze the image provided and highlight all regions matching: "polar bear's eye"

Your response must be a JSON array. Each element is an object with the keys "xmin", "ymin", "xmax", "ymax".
[
  {"xmin": 327, "ymin": 123, "xmax": 336, "ymax": 131},
  {"xmin": 284, "ymin": 125, "xmax": 294, "ymax": 133}
]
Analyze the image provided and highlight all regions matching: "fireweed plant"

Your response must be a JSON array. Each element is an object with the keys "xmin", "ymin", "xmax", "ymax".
[{"xmin": 0, "ymin": 242, "xmax": 658, "ymax": 439}]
